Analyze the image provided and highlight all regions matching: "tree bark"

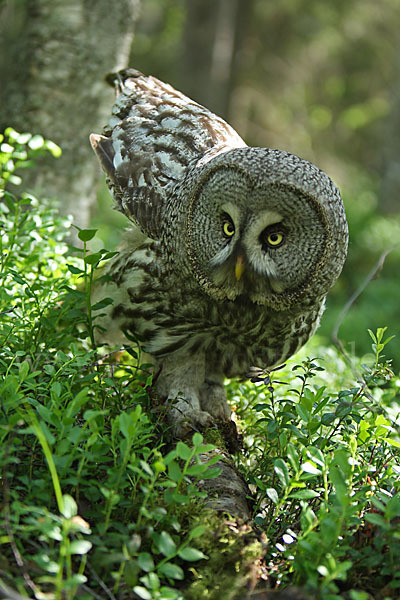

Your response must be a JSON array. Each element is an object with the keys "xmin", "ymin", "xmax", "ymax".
[
  {"xmin": 0, "ymin": 0, "xmax": 140, "ymax": 230},
  {"xmin": 180, "ymin": 0, "xmax": 253, "ymax": 121},
  {"xmin": 379, "ymin": 38, "xmax": 400, "ymax": 215}
]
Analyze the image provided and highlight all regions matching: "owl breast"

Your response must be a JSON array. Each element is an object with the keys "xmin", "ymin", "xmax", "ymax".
[{"xmin": 103, "ymin": 234, "xmax": 324, "ymax": 379}]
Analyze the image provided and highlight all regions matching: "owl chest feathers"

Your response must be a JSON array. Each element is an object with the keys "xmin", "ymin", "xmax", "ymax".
[{"xmin": 105, "ymin": 238, "xmax": 324, "ymax": 377}]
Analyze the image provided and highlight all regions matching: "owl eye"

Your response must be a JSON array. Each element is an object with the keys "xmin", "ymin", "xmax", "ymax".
[
  {"xmin": 261, "ymin": 227, "xmax": 286, "ymax": 249},
  {"xmin": 222, "ymin": 216, "xmax": 235, "ymax": 238}
]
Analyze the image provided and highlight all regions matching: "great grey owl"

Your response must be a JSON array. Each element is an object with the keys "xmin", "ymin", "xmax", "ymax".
[{"xmin": 90, "ymin": 69, "xmax": 348, "ymax": 436}]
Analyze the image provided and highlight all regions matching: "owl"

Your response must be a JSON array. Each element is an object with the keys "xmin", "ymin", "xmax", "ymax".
[{"xmin": 90, "ymin": 69, "xmax": 348, "ymax": 436}]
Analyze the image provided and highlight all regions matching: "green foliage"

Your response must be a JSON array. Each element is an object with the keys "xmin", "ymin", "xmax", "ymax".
[
  {"xmin": 319, "ymin": 170, "xmax": 400, "ymax": 370},
  {"xmin": 0, "ymin": 130, "xmax": 219, "ymax": 600},
  {"xmin": 228, "ymin": 339, "xmax": 400, "ymax": 599},
  {"xmin": 1, "ymin": 130, "xmax": 400, "ymax": 599},
  {"xmin": 0, "ymin": 127, "xmax": 61, "ymax": 188}
]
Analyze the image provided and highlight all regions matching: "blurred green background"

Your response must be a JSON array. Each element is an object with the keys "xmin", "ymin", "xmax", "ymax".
[{"xmin": 89, "ymin": 0, "xmax": 400, "ymax": 369}]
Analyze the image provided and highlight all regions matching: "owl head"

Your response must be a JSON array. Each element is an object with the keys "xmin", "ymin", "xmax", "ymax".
[
  {"xmin": 90, "ymin": 69, "xmax": 348, "ymax": 311},
  {"xmin": 184, "ymin": 147, "xmax": 348, "ymax": 309}
]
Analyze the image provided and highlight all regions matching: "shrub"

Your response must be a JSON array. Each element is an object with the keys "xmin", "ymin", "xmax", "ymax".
[
  {"xmin": 1, "ymin": 128, "xmax": 399, "ymax": 600},
  {"xmin": 228, "ymin": 332, "xmax": 400, "ymax": 599},
  {"xmin": 0, "ymin": 129, "xmax": 218, "ymax": 600}
]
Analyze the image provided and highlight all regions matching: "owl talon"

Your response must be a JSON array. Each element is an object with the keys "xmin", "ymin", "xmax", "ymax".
[
  {"xmin": 200, "ymin": 381, "xmax": 231, "ymax": 421},
  {"xmin": 167, "ymin": 405, "xmax": 214, "ymax": 439}
]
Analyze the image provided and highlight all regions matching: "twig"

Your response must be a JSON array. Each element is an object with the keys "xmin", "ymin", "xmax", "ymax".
[
  {"xmin": 0, "ymin": 579, "xmax": 31, "ymax": 600},
  {"xmin": 86, "ymin": 563, "xmax": 117, "ymax": 600},
  {"xmin": 332, "ymin": 243, "xmax": 399, "ymax": 382},
  {"xmin": 79, "ymin": 582, "xmax": 111, "ymax": 600}
]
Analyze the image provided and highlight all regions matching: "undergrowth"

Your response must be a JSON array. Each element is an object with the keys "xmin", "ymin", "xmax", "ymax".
[
  {"xmin": 228, "ymin": 333, "xmax": 400, "ymax": 599},
  {"xmin": 1, "ymin": 129, "xmax": 399, "ymax": 600}
]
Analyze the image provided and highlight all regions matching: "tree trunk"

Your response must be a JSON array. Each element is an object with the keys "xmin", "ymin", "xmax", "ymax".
[
  {"xmin": 379, "ymin": 42, "xmax": 400, "ymax": 215},
  {"xmin": 0, "ymin": 0, "xmax": 140, "ymax": 230},
  {"xmin": 180, "ymin": 0, "xmax": 253, "ymax": 121}
]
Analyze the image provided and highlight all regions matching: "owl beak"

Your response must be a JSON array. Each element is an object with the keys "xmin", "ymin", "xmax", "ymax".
[{"xmin": 235, "ymin": 255, "xmax": 245, "ymax": 281}]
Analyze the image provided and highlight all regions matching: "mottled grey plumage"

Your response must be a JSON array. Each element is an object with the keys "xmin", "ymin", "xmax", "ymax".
[{"xmin": 90, "ymin": 68, "xmax": 348, "ymax": 434}]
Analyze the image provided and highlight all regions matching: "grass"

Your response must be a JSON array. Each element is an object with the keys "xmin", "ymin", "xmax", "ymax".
[{"xmin": 1, "ymin": 128, "xmax": 400, "ymax": 600}]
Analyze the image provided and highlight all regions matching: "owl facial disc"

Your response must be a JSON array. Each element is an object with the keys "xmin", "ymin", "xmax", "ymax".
[{"xmin": 186, "ymin": 153, "xmax": 341, "ymax": 308}]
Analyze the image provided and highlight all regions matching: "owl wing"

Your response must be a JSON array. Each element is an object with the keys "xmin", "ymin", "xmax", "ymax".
[{"xmin": 90, "ymin": 68, "xmax": 246, "ymax": 239}]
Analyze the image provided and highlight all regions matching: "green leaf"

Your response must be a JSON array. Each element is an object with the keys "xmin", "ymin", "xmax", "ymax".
[
  {"xmin": 168, "ymin": 492, "xmax": 191, "ymax": 504},
  {"xmin": 100, "ymin": 250, "xmax": 119, "ymax": 260},
  {"xmin": 158, "ymin": 587, "xmax": 181, "ymax": 599},
  {"xmin": 67, "ymin": 263, "xmax": 84, "ymax": 275},
  {"xmin": 368, "ymin": 328, "xmax": 377, "ymax": 343},
  {"xmin": 197, "ymin": 466, "xmax": 221, "ymax": 480},
  {"xmin": 133, "ymin": 587, "xmax": 152, "ymax": 600},
  {"xmin": 157, "ymin": 531, "xmax": 177, "ymax": 557},
  {"xmin": 186, "ymin": 463, "xmax": 208, "ymax": 476},
  {"xmin": 188, "ymin": 525, "xmax": 206, "ymax": 540},
  {"xmin": 274, "ymin": 458, "xmax": 290, "ymax": 488},
  {"xmin": 300, "ymin": 504, "xmax": 316, "ymax": 531},
  {"xmin": 364, "ymin": 512, "xmax": 387, "ymax": 528},
  {"xmin": 138, "ymin": 552, "xmax": 155, "ymax": 572},
  {"xmin": 329, "ymin": 466, "xmax": 348, "ymax": 506},
  {"xmin": 384, "ymin": 436, "xmax": 400, "ymax": 448},
  {"xmin": 301, "ymin": 461, "xmax": 321, "ymax": 475},
  {"xmin": 178, "ymin": 547, "xmax": 208, "ymax": 561},
  {"xmin": 289, "ymin": 489, "xmax": 319, "ymax": 499},
  {"xmin": 43, "ymin": 364, "xmax": 55, "ymax": 376},
  {"xmin": 192, "ymin": 432, "xmax": 203, "ymax": 446},
  {"xmin": 321, "ymin": 412, "xmax": 336, "ymax": 426},
  {"xmin": 18, "ymin": 360, "xmax": 29, "ymax": 382},
  {"xmin": 295, "ymin": 404, "xmax": 310, "ymax": 423},
  {"xmin": 84, "ymin": 252, "xmax": 102, "ymax": 265},
  {"xmin": 266, "ymin": 487, "xmax": 279, "ymax": 504},
  {"xmin": 286, "ymin": 443, "xmax": 300, "ymax": 473},
  {"xmin": 176, "ymin": 441, "xmax": 192, "ymax": 461},
  {"xmin": 168, "ymin": 460, "xmax": 182, "ymax": 482},
  {"xmin": 61, "ymin": 494, "xmax": 77, "ymax": 518},
  {"xmin": 349, "ymin": 590, "xmax": 370, "ymax": 600},
  {"xmin": 78, "ymin": 229, "xmax": 97, "ymax": 242},
  {"xmin": 320, "ymin": 516, "xmax": 339, "ymax": 542},
  {"xmin": 28, "ymin": 134, "xmax": 44, "ymax": 149},
  {"xmin": 15, "ymin": 131, "xmax": 32, "ymax": 144},
  {"xmin": 307, "ymin": 446, "xmax": 325, "ymax": 467},
  {"xmin": 335, "ymin": 402, "xmax": 352, "ymax": 418},
  {"xmin": 157, "ymin": 562, "xmax": 184, "ymax": 580},
  {"xmin": 197, "ymin": 443, "xmax": 216, "ymax": 453},
  {"xmin": 119, "ymin": 412, "xmax": 136, "ymax": 439},
  {"xmin": 68, "ymin": 540, "xmax": 92, "ymax": 555},
  {"xmin": 91, "ymin": 297, "xmax": 114, "ymax": 311},
  {"xmin": 163, "ymin": 451, "xmax": 177, "ymax": 467},
  {"xmin": 45, "ymin": 140, "xmax": 62, "ymax": 157},
  {"xmin": 140, "ymin": 460, "xmax": 154, "ymax": 477},
  {"xmin": 385, "ymin": 495, "xmax": 400, "ymax": 519}
]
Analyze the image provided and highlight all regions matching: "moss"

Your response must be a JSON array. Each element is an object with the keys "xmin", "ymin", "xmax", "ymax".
[
  {"xmin": 203, "ymin": 420, "xmax": 244, "ymax": 454},
  {"xmin": 185, "ymin": 513, "xmax": 264, "ymax": 600},
  {"xmin": 203, "ymin": 426, "xmax": 228, "ymax": 449}
]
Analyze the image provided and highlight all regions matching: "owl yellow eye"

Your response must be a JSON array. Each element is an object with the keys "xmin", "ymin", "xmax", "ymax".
[
  {"xmin": 261, "ymin": 228, "xmax": 286, "ymax": 249},
  {"xmin": 222, "ymin": 218, "xmax": 235, "ymax": 238},
  {"xmin": 267, "ymin": 232, "xmax": 284, "ymax": 246}
]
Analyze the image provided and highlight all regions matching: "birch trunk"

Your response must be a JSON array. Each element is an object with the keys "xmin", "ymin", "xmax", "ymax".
[{"xmin": 0, "ymin": 0, "xmax": 140, "ymax": 229}]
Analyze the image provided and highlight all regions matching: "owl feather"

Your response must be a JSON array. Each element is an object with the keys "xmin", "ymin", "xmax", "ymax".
[
  {"xmin": 90, "ymin": 68, "xmax": 246, "ymax": 239},
  {"xmin": 91, "ymin": 69, "xmax": 348, "ymax": 437}
]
